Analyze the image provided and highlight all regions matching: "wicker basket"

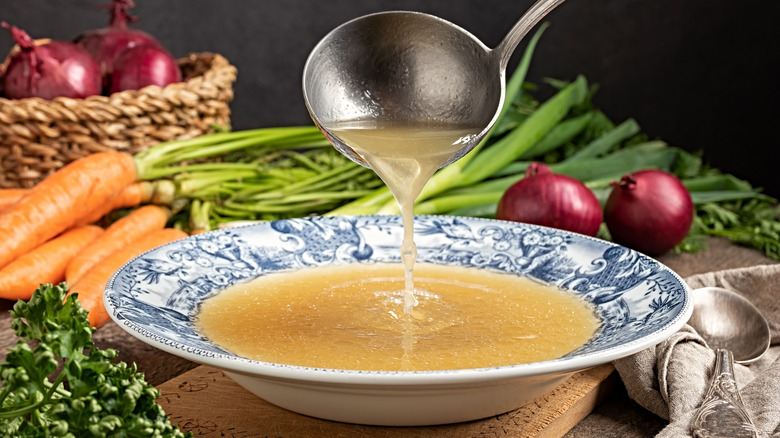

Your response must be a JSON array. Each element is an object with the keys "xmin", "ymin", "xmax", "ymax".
[{"xmin": 0, "ymin": 52, "xmax": 237, "ymax": 188}]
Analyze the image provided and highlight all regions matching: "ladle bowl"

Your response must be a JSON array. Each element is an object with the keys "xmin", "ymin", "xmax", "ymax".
[{"xmin": 302, "ymin": 0, "xmax": 566, "ymax": 168}]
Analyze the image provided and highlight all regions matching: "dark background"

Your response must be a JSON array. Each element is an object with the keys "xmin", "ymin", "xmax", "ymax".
[{"xmin": 2, "ymin": 0, "xmax": 778, "ymax": 197}]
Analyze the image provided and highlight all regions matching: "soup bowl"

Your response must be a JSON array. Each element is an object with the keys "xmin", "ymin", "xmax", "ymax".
[{"xmin": 105, "ymin": 215, "xmax": 691, "ymax": 426}]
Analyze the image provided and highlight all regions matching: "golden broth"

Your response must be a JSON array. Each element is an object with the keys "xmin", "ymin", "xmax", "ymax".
[{"xmin": 196, "ymin": 263, "xmax": 599, "ymax": 372}]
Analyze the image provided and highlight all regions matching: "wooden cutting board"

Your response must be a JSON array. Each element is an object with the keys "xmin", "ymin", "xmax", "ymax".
[{"xmin": 156, "ymin": 363, "xmax": 616, "ymax": 438}]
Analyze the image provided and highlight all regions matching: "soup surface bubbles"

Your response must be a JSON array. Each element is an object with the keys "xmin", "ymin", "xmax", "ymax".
[{"xmin": 196, "ymin": 263, "xmax": 599, "ymax": 372}]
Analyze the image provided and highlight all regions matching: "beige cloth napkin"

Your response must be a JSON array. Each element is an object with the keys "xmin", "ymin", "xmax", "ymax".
[{"xmin": 614, "ymin": 264, "xmax": 780, "ymax": 437}]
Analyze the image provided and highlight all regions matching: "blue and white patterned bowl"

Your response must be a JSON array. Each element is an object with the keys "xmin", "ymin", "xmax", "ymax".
[{"xmin": 105, "ymin": 215, "xmax": 691, "ymax": 426}]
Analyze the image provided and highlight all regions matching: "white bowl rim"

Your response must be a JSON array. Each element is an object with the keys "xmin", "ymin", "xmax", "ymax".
[{"xmin": 105, "ymin": 215, "xmax": 693, "ymax": 387}]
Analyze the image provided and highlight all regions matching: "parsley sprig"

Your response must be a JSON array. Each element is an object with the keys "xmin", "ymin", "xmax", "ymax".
[
  {"xmin": 0, "ymin": 283, "xmax": 191, "ymax": 437},
  {"xmin": 685, "ymin": 198, "xmax": 780, "ymax": 259}
]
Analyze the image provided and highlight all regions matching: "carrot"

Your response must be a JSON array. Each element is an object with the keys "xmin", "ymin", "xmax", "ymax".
[
  {"xmin": 76, "ymin": 181, "xmax": 155, "ymax": 225},
  {"xmin": 0, "ymin": 177, "xmax": 149, "ymax": 226},
  {"xmin": 0, "ymin": 188, "xmax": 27, "ymax": 211},
  {"xmin": 0, "ymin": 225, "xmax": 103, "ymax": 300},
  {"xmin": 67, "ymin": 204, "xmax": 171, "ymax": 285},
  {"xmin": 0, "ymin": 151, "xmax": 136, "ymax": 270},
  {"xmin": 69, "ymin": 228, "xmax": 188, "ymax": 327},
  {"xmin": 77, "ymin": 179, "xmax": 180, "ymax": 225}
]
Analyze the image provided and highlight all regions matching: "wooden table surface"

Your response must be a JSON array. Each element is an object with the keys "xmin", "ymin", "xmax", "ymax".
[{"xmin": 1, "ymin": 236, "xmax": 777, "ymax": 437}]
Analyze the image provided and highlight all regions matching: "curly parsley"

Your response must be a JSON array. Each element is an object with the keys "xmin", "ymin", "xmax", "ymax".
[{"xmin": 0, "ymin": 283, "xmax": 191, "ymax": 437}]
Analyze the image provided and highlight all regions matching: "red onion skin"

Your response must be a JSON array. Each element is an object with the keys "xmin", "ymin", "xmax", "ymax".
[
  {"xmin": 74, "ymin": 0, "xmax": 160, "ymax": 81},
  {"xmin": 107, "ymin": 44, "xmax": 181, "ymax": 93},
  {"xmin": 76, "ymin": 28, "xmax": 160, "ymax": 79},
  {"xmin": 604, "ymin": 169, "xmax": 694, "ymax": 256},
  {"xmin": 496, "ymin": 163, "xmax": 603, "ymax": 237},
  {"xmin": 2, "ymin": 23, "xmax": 101, "ymax": 99}
]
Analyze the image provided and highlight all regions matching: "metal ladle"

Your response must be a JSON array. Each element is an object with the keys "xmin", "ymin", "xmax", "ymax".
[
  {"xmin": 687, "ymin": 286, "xmax": 771, "ymax": 438},
  {"xmin": 302, "ymin": 0, "xmax": 566, "ymax": 168}
]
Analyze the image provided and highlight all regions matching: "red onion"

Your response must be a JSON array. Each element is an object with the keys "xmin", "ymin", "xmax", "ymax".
[
  {"xmin": 496, "ymin": 162, "xmax": 603, "ymax": 236},
  {"xmin": 74, "ymin": 0, "xmax": 161, "ymax": 81},
  {"xmin": 106, "ymin": 44, "xmax": 181, "ymax": 93},
  {"xmin": 1, "ymin": 22, "xmax": 101, "ymax": 99},
  {"xmin": 604, "ymin": 169, "xmax": 694, "ymax": 255}
]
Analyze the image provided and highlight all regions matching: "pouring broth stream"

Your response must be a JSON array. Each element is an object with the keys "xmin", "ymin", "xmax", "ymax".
[{"xmin": 327, "ymin": 119, "xmax": 480, "ymax": 313}]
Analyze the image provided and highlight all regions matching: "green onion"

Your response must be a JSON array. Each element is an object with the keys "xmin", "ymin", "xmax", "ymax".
[
  {"xmin": 518, "ymin": 111, "xmax": 594, "ymax": 159},
  {"xmin": 115, "ymin": 24, "xmax": 778, "ymax": 260},
  {"xmin": 565, "ymin": 118, "xmax": 640, "ymax": 161}
]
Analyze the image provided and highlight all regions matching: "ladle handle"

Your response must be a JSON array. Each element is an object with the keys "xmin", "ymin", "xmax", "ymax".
[
  {"xmin": 495, "ymin": 0, "xmax": 568, "ymax": 70},
  {"xmin": 691, "ymin": 349, "xmax": 761, "ymax": 438}
]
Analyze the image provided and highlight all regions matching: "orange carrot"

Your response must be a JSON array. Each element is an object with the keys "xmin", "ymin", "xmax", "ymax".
[
  {"xmin": 76, "ymin": 181, "xmax": 155, "ymax": 225},
  {"xmin": 67, "ymin": 204, "xmax": 170, "ymax": 285},
  {"xmin": 0, "ymin": 151, "xmax": 136, "ymax": 270},
  {"xmin": 77, "ymin": 179, "xmax": 178, "ymax": 225},
  {"xmin": 0, "ymin": 188, "xmax": 28, "ymax": 211},
  {"xmin": 0, "ymin": 225, "xmax": 103, "ymax": 300},
  {"xmin": 69, "ymin": 228, "xmax": 188, "ymax": 327}
]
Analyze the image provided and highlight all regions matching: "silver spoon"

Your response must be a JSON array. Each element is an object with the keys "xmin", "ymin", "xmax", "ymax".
[
  {"xmin": 302, "ymin": 0, "xmax": 566, "ymax": 168},
  {"xmin": 687, "ymin": 286, "xmax": 771, "ymax": 438}
]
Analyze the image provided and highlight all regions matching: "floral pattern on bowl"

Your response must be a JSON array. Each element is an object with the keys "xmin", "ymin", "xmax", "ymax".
[{"xmin": 105, "ymin": 215, "xmax": 691, "ymax": 425}]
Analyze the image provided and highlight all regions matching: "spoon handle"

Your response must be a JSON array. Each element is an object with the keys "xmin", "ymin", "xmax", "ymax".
[
  {"xmin": 691, "ymin": 349, "xmax": 761, "ymax": 438},
  {"xmin": 495, "ymin": 0, "xmax": 567, "ymax": 69}
]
